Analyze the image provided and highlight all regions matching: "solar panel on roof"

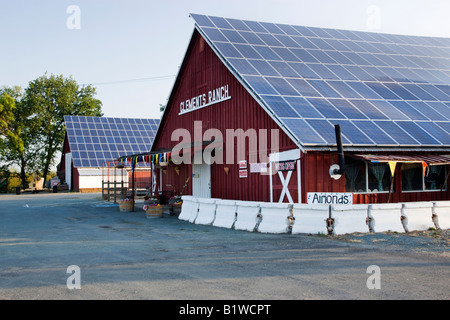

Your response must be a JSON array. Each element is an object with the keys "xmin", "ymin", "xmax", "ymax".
[
  {"xmin": 281, "ymin": 118, "xmax": 326, "ymax": 145},
  {"xmin": 306, "ymin": 98, "xmax": 345, "ymax": 119},
  {"xmin": 335, "ymin": 120, "xmax": 375, "ymax": 145},
  {"xmin": 265, "ymin": 77, "xmax": 299, "ymax": 95},
  {"xmin": 65, "ymin": 116, "xmax": 160, "ymax": 168},
  {"xmin": 306, "ymin": 119, "xmax": 351, "ymax": 144},
  {"xmin": 327, "ymin": 98, "xmax": 367, "ymax": 119},
  {"xmin": 286, "ymin": 79, "xmax": 319, "ymax": 97},
  {"xmin": 352, "ymin": 120, "xmax": 397, "ymax": 145},
  {"xmin": 261, "ymin": 95, "xmax": 298, "ymax": 117},
  {"xmin": 396, "ymin": 121, "xmax": 440, "ymax": 145},
  {"xmin": 418, "ymin": 122, "xmax": 450, "ymax": 145},
  {"xmin": 191, "ymin": 14, "xmax": 450, "ymax": 148},
  {"xmin": 284, "ymin": 96, "xmax": 323, "ymax": 118}
]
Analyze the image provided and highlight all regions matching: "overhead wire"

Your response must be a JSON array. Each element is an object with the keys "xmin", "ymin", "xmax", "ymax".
[{"xmin": 84, "ymin": 75, "xmax": 176, "ymax": 86}]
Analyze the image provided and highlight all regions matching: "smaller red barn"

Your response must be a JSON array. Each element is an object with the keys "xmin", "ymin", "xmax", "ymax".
[{"xmin": 59, "ymin": 116, "xmax": 159, "ymax": 192}]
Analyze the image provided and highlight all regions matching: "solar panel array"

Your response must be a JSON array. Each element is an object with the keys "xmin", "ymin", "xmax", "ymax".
[
  {"xmin": 191, "ymin": 14, "xmax": 450, "ymax": 148},
  {"xmin": 65, "ymin": 116, "xmax": 160, "ymax": 167}
]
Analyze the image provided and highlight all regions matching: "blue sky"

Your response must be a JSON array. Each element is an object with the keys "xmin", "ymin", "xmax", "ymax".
[{"xmin": 1, "ymin": 0, "xmax": 449, "ymax": 120}]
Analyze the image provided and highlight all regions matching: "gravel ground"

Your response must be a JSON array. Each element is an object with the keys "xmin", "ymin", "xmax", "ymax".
[
  {"xmin": 0, "ymin": 192, "xmax": 449, "ymax": 301},
  {"xmin": 331, "ymin": 228, "xmax": 450, "ymax": 257}
]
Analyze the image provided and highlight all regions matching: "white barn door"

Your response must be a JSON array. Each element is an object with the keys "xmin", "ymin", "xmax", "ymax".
[
  {"xmin": 192, "ymin": 162, "xmax": 211, "ymax": 198},
  {"xmin": 65, "ymin": 153, "xmax": 72, "ymax": 191}
]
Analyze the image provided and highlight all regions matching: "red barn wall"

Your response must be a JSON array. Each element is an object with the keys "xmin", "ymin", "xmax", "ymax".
[
  {"xmin": 152, "ymin": 30, "xmax": 298, "ymax": 202},
  {"xmin": 302, "ymin": 151, "xmax": 345, "ymax": 203},
  {"xmin": 302, "ymin": 151, "xmax": 449, "ymax": 204}
]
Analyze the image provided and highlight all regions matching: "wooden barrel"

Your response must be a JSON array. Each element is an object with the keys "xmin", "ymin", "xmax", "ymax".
[
  {"xmin": 146, "ymin": 206, "xmax": 163, "ymax": 218},
  {"xmin": 119, "ymin": 200, "xmax": 134, "ymax": 212},
  {"xmin": 171, "ymin": 205, "xmax": 182, "ymax": 216}
]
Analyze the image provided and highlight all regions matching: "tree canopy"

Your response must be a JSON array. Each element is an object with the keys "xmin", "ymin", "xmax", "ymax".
[{"xmin": 0, "ymin": 74, "xmax": 103, "ymax": 187}]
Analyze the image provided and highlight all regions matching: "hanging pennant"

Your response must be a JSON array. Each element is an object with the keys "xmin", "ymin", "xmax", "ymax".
[
  {"xmin": 422, "ymin": 162, "xmax": 428, "ymax": 176},
  {"xmin": 388, "ymin": 161, "xmax": 397, "ymax": 177}
]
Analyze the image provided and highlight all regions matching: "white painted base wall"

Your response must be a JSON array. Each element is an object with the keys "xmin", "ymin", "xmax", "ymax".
[
  {"xmin": 433, "ymin": 201, "xmax": 450, "ymax": 229},
  {"xmin": 332, "ymin": 204, "xmax": 369, "ymax": 235},
  {"xmin": 258, "ymin": 203, "xmax": 292, "ymax": 233},
  {"xmin": 291, "ymin": 204, "xmax": 329, "ymax": 234},
  {"xmin": 367, "ymin": 203, "xmax": 404, "ymax": 233},
  {"xmin": 401, "ymin": 202, "xmax": 434, "ymax": 232},
  {"xmin": 178, "ymin": 198, "xmax": 449, "ymax": 235},
  {"xmin": 233, "ymin": 201, "xmax": 261, "ymax": 232},
  {"xmin": 213, "ymin": 200, "xmax": 237, "ymax": 229},
  {"xmin": 195, "ymin": 198, "xmax": 219, "ymax": 225}
]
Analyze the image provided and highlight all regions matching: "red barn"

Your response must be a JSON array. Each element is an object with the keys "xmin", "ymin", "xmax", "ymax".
[{"xmin": 126, "ymin": 14, "xmax": 450, "ymax": 205}]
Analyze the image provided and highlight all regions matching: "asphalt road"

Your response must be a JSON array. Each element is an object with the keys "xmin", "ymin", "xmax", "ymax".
[{"xmin": 0, "ymin": 192, "xmax": 448, "ymax": 301}]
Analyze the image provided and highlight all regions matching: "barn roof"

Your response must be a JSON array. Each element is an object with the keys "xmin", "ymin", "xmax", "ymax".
[
  {"xmin": 64, "ymin": 115, "xmax": 159, "ymax": 168},
  {"xmin": 190, "ymin": 14, "xmax": 450, "ymax": 151}
]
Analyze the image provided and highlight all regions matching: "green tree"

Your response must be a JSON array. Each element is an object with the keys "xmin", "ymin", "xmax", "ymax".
[
  {"xmin": 0, "ymin": 86, "xmax": 41, "ymax": 186},
  {"xmin": 22, "ymin": 74, "xmax": 103, "ymax": 185},
  {"xmin": 0, "ymin": 87, "xmax": 18, "ymax": 135}
]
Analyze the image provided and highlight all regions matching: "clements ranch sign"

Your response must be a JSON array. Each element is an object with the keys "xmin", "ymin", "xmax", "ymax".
[{"xmin": 179, "ymin": 84, "xmax": 231, "ymax": 115}]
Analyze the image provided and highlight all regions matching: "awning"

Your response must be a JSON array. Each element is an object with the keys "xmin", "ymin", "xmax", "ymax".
[{"xmin": 352, "ymin": 154, "xmax": 450, "ymax": 166}]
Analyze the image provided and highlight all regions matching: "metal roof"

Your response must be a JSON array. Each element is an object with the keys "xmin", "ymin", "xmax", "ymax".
[
  {"xmin": 64, "ymin": 115, "xmax": 160, "ymax": 168},
  {"xmin": 190, "ymin": 14, "xmax": 450, "ymax": 152},
  {"xmin": 352, "ymin": 153, "xmax": 450, "ymax": 165}
]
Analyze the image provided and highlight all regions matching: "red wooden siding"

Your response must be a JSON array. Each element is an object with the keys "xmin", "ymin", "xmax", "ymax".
[
  {"xmin": 301, "ymin": 152, "xmax": 345, "ymax": 203},
  {"xmin": 302, "ymin": 151, "xmax": 449, "ymax": 204},
  {"xmin": 152, "ymin": 30, "xmax": 298, "ymax": 202}
]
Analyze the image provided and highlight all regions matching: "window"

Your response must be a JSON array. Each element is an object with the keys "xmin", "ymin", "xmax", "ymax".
[
  {"xmin": 345, "ymin": 157, "xmax": 366, "ymax": 192},
  {"xmin": 368, "ymin": 162, "xmax": 391, "ymax": 192},
  {"xmin": 345, "ymin": 157, "xmax": 391, "ymax": 193},
  {"xmin": 401, "ymin": 163, "xmax": 447, "ymax": 191},
  {"xmin": 401, "ymin": 163, "xmax": 423, "ymax": 191},
  {"xmin": 345, "ymin": 157, "xmax": 448, "ymax": 193},
  {"xmin": 425, "ymin": 165, "xmax": 446, "ymax": 190}
]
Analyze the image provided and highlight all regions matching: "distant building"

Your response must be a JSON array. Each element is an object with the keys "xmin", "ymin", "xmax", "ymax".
[{"xmin": 58, "ymin": 116, "xmax": 159, "ymax": 192}]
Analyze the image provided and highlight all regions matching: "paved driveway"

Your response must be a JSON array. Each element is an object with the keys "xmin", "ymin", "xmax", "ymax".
[{"xmin": 0, "ymin": 192, "xmax": 448, "ymax": 300}]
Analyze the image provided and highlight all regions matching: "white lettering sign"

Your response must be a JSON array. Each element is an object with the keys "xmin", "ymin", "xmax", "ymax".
[
  {"xmin": 307, "ymin": 192, "xmax": 353, "ymax": 205},
  {"xmin": 179, "ymin": 84, "xmax": 230, "ymax": 115},
  {"xmin": 250, "ymin": 163, "xmax": 268, "ymax": 173}
]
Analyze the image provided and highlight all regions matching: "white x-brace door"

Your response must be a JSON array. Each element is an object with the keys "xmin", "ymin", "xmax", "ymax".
[
  {"xmin": 269, "ymin": 149, "xmax": 301, "ymax": 203},
  {"xmin": 278, "ymin": 170, "xmax": 294, "ymax": 203}
]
